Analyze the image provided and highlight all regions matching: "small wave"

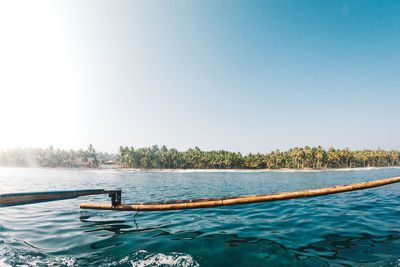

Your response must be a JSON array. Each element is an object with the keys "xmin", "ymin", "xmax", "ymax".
[
  {"xmin": 0, "ymin": 244, "xmax": 76, "ymax": 267},
  {"xmin": 0, "ymin": 258, "xmax": 12, "ymax": 267},
  {"xmin": 0, "ymin": 244, "xmax": 198, "ymax": 267},
  {"xmin": 120, "ymin": 250, "xmax": 199, "ymax": 267}
]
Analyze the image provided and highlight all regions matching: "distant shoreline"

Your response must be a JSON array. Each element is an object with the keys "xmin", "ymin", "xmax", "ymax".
[
  {"xmin": 115, "ymin": 166, "xmax": 400, "ymax": 173},
  {"xmin": 1, "ymin": 166, "xmax": 399, "ymax": 173},
  {"xmin": 2, "ymin": 146, "xmax": 399, "ymax": 171}
]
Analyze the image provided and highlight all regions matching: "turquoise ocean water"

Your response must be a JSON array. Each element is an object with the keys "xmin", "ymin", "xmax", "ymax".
[{"xmin": 1, "ymin": 167, "xmax": 400, "ymax": 266}]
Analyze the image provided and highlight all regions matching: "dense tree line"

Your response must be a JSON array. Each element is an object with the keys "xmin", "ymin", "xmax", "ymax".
[
  {"xmin": 1, "ymin": 145, "xmax": 399, "ymax": 169},
  {"xmin": 119, "ymin": 145, "xmax": 400, "ymax": 169},
  {"xmin": 0, "ymin": 144, "xmax": 116, "ymax": 168}
]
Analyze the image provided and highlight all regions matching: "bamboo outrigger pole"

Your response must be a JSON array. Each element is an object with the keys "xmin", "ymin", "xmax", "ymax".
[{"xmin": 80, "ymin": 176, "xmax": 400, "ymax": 212}]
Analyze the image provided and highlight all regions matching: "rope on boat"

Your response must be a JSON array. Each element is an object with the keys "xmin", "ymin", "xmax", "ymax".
[{"xmin": 80, "ymin": 176, "xmax": 400, "ymax": 211}]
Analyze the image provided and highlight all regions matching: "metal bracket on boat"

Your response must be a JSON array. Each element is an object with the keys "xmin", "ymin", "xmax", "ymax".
[{"xmin": 105, "ymin": 190, "xmax": 122, "ymax": 206}]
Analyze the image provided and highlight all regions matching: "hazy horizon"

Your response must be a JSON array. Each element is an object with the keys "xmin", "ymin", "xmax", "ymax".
[{"xmin": 1, "ymin": 1, "xmax": 399, "ymax": 154}]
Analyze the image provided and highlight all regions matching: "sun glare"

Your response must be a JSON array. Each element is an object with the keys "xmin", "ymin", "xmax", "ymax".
[{"xmin": 0, "ymin": 0, "xmax": 79, "ymax": 150}]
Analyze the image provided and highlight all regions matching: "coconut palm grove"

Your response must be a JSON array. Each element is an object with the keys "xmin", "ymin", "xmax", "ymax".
[{"xmin": 0, "ymin": 145, "xmax": 399, "ymax": 169}]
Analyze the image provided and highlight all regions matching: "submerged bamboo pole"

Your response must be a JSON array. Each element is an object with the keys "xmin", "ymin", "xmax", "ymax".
[{"xmin": 80, "ymin": 176, "xmax": 400, "ymax": 211}]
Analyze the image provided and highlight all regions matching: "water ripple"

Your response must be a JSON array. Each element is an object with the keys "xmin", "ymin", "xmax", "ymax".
[{"xmin": 1, "ymin": 167, "xmax": 400, "ymax": 266}]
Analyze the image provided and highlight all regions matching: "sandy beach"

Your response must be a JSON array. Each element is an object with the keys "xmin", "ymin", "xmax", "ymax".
[{"xmin": 115, "ymin": 166, "xmax": 400, "ymax": 173}]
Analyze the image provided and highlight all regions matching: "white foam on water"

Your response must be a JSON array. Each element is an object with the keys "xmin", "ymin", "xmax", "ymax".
[
  {"xmin": 125, "ymin": 250, "xmax": 199, "ymax": 267},
  {"xmin": 15, "ymin": 254, "xmax": 75, "ymax": 267},
  {"xmin": 0, "ymin": 243, "xmax": 199, "ymax": 267},
  {"xmin": 0, "ymin": 243, "xmax": 76, "ymax": 267},
  {"xmin": 0, "ymin": 258, "xmax": 13, "ymax": 267}
]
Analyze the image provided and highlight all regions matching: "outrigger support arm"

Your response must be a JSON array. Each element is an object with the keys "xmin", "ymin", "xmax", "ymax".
[
  {"xmin": 0, "ymin": 189, "xmax": 122, "ymax": 207},
  {"xmin": 2, "ymin": 176, "xmax": 400, "ymax": 211}
]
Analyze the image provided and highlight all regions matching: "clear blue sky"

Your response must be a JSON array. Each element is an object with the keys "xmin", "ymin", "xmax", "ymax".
[{"xmin": 0, "ymin": 1, "xmax": 399, "ymax": 153}]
